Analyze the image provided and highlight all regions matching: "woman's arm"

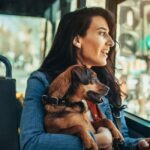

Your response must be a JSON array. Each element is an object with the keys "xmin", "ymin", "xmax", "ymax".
[
  {"xmin": 120, "ymin": 110, "xmax": 142, "ymax": 144},
  {"xmin": 20, "ymin": 71, "xmax": 84, "ymax": 150},
  {"xmin": 120, "ymin": 110, "xmax": 150, "ymax": 150}
]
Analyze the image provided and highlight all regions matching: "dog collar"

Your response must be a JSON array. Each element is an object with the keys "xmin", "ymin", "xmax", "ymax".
[
  {"xmin": 42, "ymin": 95, "xmax": 86, "ymax": 113},
  {"xmin": 42, "ymin": 95, "xmax": 66, "ymax": 105}
]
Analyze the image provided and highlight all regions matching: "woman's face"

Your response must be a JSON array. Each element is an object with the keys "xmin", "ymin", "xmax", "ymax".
[{"xmin": 75, "ymin": 16, "xmax": 114, "ymax": 68}]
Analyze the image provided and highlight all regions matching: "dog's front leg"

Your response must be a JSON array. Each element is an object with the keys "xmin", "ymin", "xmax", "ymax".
[
  {"xmin": 58, "ymin": 125, "xmax": 98, "ymax": 150},
  {"xmin": 92, "ymin": 119, "xmax": 124, "ymax": 143}
]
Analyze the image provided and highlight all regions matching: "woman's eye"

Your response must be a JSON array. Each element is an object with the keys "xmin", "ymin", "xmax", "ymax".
[{"xmin": 99, "ymin": 32, "xmax": 107, "ymax": 37}]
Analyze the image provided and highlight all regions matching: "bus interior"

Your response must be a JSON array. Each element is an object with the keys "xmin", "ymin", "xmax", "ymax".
[{"xmin": 0, "ymin": 0, "xmax": 149, "ymax": 150}]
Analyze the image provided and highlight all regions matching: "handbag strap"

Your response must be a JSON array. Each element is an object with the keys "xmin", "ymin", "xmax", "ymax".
[{"xmin": 110, "ymin": 104, "xmax": 127, "ymax": 132}]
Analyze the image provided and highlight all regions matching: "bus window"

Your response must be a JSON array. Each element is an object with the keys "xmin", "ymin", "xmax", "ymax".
[
  {"xmin": 116, "ymin": 0, "xmax": 150, "ymax": 121},
  {"xmin": 86, "ymin": 0, "xmax": 106, "ymax": 8},
  {"xmin": 0, "ymin": 15, "xmax": 52, "ymax": 93}
]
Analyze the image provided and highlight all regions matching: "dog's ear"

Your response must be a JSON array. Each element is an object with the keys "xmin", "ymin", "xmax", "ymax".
[
  {"xmin": 48, "ymin": 69, "xmax": 72, "ymax": 98},
  {"xmin": 72, "ymin": 66, "xmax": 89, "ymax": 84}
]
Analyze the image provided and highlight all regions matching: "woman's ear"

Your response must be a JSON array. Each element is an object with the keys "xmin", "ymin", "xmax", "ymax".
[{"xmin": 73, "ymin": 35, "xmax": 81, "ymax": 48}]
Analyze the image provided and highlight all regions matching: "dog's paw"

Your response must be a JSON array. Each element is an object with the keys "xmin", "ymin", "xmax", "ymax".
[
  {"xmin": 112, "ymin": 129, "xmax": 124, "ymax": 143},
  {"xmin": 84, "ymin": 137, "xmax": 98, "ymax": 150},
  {"xmin": 91, "ymin": 142, "xmax": 98, "ymax": 150}
]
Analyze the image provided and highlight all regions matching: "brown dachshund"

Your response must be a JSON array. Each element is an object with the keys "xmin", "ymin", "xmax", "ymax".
[{"xmin": 42, "ymin": 65, "xmax": 124, "ymax": 150}]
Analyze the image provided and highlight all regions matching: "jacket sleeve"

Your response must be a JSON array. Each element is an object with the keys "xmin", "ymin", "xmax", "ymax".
[
  {"xmin": 20, "ymin": 71, "xmax": 85, "ymax": 150},
  {"xmin": 119, "ymin": 110, "xmax": 143, "ymax": 150}
]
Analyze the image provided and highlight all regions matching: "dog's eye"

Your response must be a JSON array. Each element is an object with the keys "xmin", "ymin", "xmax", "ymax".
[{"xmin": 90, "ymin": 77, "xmax": 99, "ymax": 84}]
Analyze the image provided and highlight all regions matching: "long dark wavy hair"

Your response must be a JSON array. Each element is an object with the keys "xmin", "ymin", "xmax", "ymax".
[{"xmin": 39, "ymin": 7, "xmax": 122, "ymax": 108}]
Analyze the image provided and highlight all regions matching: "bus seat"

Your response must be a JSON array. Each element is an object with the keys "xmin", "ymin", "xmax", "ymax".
[{"xmin": 0, "ymin": 55, "xmax": 20, "ymax": 150}]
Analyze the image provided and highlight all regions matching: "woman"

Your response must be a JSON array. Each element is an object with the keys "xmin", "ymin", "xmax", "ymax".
[{"xmin": 20, "ymin": 7, "xmax": 150, "ymax": 150}]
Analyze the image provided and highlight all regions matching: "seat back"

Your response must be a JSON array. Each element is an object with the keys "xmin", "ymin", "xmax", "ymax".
[{"xmin": 0, "ymin": 55, "xmax": 19, "ymax": 150}]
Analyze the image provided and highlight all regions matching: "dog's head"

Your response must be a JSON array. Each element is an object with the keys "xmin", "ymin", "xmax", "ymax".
[{"xmin": 48, "ymin": 65, "xmax": 109, "ymax": 103}]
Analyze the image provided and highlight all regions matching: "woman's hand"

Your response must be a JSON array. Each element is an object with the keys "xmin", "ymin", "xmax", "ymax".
[
  {"xmin": 94, "ymin": 127, "xmax": 113, "ymax": 150},
  {"xmin": 138, "ymin": 138, "xmax": 150, "ymax": 150}
]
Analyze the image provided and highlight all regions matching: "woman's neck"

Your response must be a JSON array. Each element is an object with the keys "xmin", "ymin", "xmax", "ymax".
[{"xmin": 76, "ymin": 57, "xmax": 91, "ymax": 68}]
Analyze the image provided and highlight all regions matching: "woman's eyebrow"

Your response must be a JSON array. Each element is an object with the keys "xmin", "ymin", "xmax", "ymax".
[{"xmin": 96, "ymin": 27, "xmax": 108, "ymax": 31}]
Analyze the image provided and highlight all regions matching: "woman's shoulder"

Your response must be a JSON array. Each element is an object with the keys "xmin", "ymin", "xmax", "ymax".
[
  {"xmin": 28, "ymin": 70, "xmax": 52, "ymax": 88},
  {"xmin": 30, "ymin": 70, "xmax": 47, "ymax": 79}
]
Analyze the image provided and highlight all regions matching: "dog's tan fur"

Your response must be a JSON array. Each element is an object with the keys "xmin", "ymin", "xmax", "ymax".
[{"xmin": 43, "ymin": 65, "xmax": 124, "ymax": 150}]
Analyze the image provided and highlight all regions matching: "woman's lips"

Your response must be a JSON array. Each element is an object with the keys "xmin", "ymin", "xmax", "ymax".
[
  {"xmin": 101, "ymin": 49, "xmax": 109, "ymax": 57},
  {"xmin": 101, "ymin": 52, "xmax": 108, "ymax": 58}
]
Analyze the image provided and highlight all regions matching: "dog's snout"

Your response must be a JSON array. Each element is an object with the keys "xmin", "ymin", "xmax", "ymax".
[
  {"xmin": 101, "ymin": 84, "xmax": 109, "ymax": 90},
  {"xmin": 105, "ymin": 85, "xmax": 110, "ymax": 92},
  {"xmin": 97, "ymin": 83, "xmax": 110, "ymax": 96}
]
